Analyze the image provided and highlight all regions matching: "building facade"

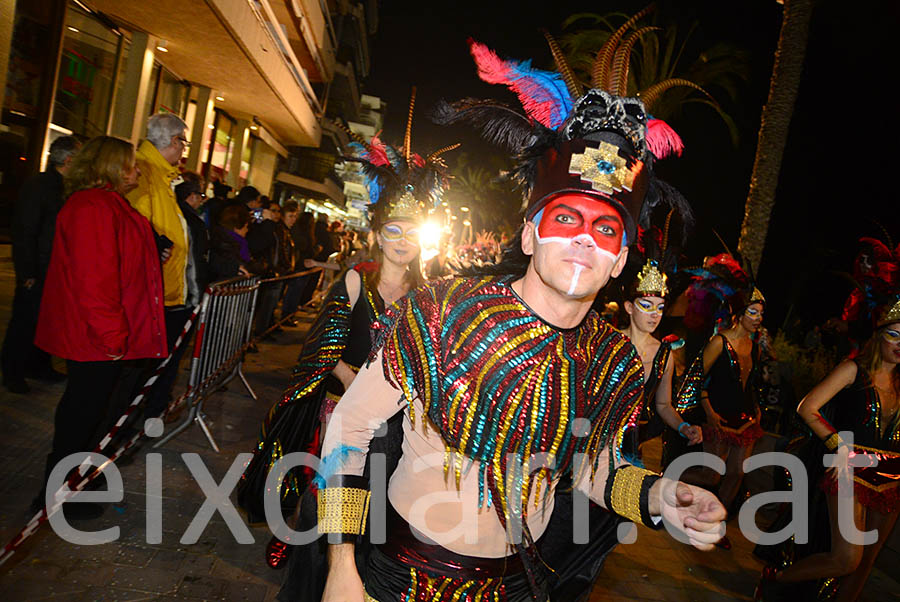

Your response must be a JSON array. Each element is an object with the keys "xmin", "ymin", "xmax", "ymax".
[{"xmin": 0, "ymin": 0, "xmax": 379, "ymax": 232}]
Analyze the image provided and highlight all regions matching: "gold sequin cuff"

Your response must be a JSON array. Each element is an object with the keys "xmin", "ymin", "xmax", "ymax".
[
  {"xmin": 604, "ymin": 465, "xmax": 662, "ymax": 529},
  {"xmin": 824, "ymin": 433, "xmax": 845, "ymax": 452},
  {"xmin": 317, "ymin": 486, "xmax": 371, "ymax": 539}
]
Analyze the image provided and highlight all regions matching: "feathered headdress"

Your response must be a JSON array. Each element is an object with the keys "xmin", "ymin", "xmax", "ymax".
[
  {"xmin": 344, "ymin": 87, "xmax": 459, "ymax": 227},
  {"xmin": 433, "ymin": 27, "xmax": 693, "ymax": 245},
  {"xmin": 842, "ymin": 232, "xmax": 900, "ymax": 341},
  {"xmin": 681, "ymin": 252, "xmax": 766, "ymax": 331},
  {"xmin": 623, "ymin": 210, "xmax": 682, "ymax": 299}
]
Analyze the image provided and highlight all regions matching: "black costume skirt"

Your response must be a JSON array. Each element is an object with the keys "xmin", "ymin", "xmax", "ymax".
[
  {"xmin": 237, "ymin": 384, "xmax": 327, "ymax": 525},
  {"xmin": 276, "ymin": 412, "xmax": 404, "ymax": 601},
  {"xmin": 538, "ymin": 484, "xmax": 626, "ymax": 602}
]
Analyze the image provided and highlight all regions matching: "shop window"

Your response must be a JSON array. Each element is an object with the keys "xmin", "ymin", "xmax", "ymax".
[
  {"xmin": 52, "ymin": 1, "xmax": 122, "ymax": 139},
  {"xmin": 155, "ymin": 68, "xmax": 189, "ymax": 117},
  {"xmin": 202, "ymin": 110, "xmax": 235, "ymax": 183}
]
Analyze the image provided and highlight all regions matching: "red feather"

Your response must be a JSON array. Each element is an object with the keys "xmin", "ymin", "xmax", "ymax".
[
  {"xmin": 367, "ymin": 135, "xmax": 391, "ymax": 167},
  {"xmin": 646, "ymin": 118, "xmax": 684, "ymax": 159}
]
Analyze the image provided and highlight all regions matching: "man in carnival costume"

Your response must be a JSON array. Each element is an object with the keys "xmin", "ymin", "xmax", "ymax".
[{"xmin": 316, "ymin": 35, "xmax": 726, "ymax": 602}]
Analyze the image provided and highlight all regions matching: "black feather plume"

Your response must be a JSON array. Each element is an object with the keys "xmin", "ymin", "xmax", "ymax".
[
  {"xmin": 642, "ymin": 178, "xmax": 694, "ymax": 245},
  {"xmin": 431, "ymin": 98, "xmax": 535, "ymax": 152}
]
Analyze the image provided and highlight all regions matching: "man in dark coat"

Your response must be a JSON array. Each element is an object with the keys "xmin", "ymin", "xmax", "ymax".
[
  {"xmin": 2, "ymin": 135, "xmax": 80, "ymax": 393},
  {"xmin": 204, "ymin": 180, "xmax": 232, "ymax": 229},
  {"xmin": 175, "ymin": 173, "xmax": 211, "ymax": 296}
]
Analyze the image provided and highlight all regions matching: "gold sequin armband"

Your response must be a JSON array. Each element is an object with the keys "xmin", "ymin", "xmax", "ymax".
[
  {"xmin": 823, "ymin": 433, "xmax": 845, "ymax": 452},
  {"xmin": 603, "ymin": 465, "xmax": 662, "ymax": 529},
  {"xmin": 317, "ymin": 475, "xmax": 370, "ymax": 542}
]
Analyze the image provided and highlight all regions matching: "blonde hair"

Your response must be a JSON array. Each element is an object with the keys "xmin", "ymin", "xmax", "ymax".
[
  {"xmin": 371, "ymin": 228, "xmax": 424, "ymax": 292},
  {"xmin": 64, "ymin": 136, "xmax": 135, "ymax": 197},
  {"xmin": 857, "ymin": 327, "xmax": 900, "ymax": 396}
]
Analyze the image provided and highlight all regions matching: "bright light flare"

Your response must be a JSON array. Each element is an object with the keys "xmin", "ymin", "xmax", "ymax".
[{"xmin": 418, "ymin": 220, "xmax": 442, "ymax": 261}]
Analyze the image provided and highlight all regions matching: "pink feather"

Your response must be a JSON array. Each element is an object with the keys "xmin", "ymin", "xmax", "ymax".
[
  {"xmin": 367, "ymin": 135, "xmax": 391, "ymax": 167},
  {"xmin": 467, "ymin": 38, "xmax": 572, "ymax": 129},
  {"xmin": 646, "ymin": 119, "xmax": 684, "ymax": 159}
]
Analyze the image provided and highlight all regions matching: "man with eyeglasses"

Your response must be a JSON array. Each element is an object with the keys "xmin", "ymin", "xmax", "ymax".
[{"xmin": 127, "ymin": 112, "xmax": 193, "ymax": 419}]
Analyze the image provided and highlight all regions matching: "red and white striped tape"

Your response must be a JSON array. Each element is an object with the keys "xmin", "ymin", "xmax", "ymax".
[{"xmin": 0, "ymin": 304, "xmax": 201, "ymax": 566}]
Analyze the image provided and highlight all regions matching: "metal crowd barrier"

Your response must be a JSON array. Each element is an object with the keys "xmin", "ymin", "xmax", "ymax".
[{"xmin": 153, "ymin": 267, "xmax": 322, "ymax": 451}]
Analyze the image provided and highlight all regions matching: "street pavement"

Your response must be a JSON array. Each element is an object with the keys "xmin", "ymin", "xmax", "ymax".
[{"xmin": 0, "ymin": 257, "xmax": 897, "ymax": 601}]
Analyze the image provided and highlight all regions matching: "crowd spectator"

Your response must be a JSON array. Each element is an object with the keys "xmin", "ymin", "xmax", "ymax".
[
  {"xmin": 209, "ymin": 205, "xmax": 258, "ymax": 281},
  {"xmin": 127, "ymin": 112, "xmax": 193, "ymax": 418},
  {"xmin": 289, "ymin": 211, "xmax": 319, "ymax": 314},
  {"xmin": 175, "ymin": 172, "xmax": 210, "ymax": 297},
  {"xmin": 204, "ymin": 180, "xmax": 232, "ymax": 227},
  {"xmin": 2, "ymin": 135, "xmax": 80, "ymax": 393},
  {"xmin": 32, "ymin": 136, "xmax": 166, "ymax": 519},
  {"xmin": 313, "ymin": 213, "xmax": 333, "ymax": 261},
  {"xmin": 273, "ymin": 203, "xmax": 296, "ymax": 277},
  {"xmin": 234, "ymin": 185, "xmax": 262, "ymax": 209},
  {"xmin": 247, "ymin": 199, "xmax": 294, "ymax": 336},
  {"xmin": 426, "ymin": 235, "xmax": 452, "ymax": 279},
  {"xmin": 276, "ymin": 201, "xmax": 303, "ymax": 325},
  {"xmin": 136, "ymin": 172, "xmax": 213, "ymax": 422}
]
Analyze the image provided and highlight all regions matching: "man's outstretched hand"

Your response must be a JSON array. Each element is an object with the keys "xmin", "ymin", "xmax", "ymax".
[{"xmin": 650, "ymin": 479, "xmax": 726, "ymax": 551}]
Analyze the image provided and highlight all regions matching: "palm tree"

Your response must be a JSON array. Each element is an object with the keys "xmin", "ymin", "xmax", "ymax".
[
  {"xmin": 736, "ymin": 0, "xmax": 814, "ymax": 272},
  {"xmin": 446, "ymin": 153, "xmax": 521, "ymax": 243},
  {"xmin": 559, "ymin": 6, "xmax": 749, "ymax": 145}
]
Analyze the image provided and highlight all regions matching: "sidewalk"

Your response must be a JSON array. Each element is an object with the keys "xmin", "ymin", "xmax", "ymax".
[{"xmin": 0, "ymin": 260, "xmax": 897, "ymax": 601}]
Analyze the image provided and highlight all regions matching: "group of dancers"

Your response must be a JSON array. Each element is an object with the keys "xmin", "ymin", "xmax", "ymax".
[{"xmin": 232, "ymin": 31, "xmax": 899, "ymax": 602}]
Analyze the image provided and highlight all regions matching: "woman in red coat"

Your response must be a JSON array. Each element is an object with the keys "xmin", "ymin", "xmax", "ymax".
[{"xmin": 33, "ymin": 136, "xmax": 167, "ymax": 517}]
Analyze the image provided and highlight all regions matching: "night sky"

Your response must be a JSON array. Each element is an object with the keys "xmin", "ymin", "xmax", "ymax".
[{"xmin": 363, "ymin": 0, "xmax": 899, "ymax": 330}]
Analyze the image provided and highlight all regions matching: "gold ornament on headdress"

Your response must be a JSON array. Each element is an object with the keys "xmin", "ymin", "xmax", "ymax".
[
  {"xmin": 636, "ymin": 260, "xmax": 667, "ymax": 297},
  {"xmin": 750, "ymin": 287, "xmax": 765, "ymax": 305},
  {"xmin": 569, "ymin": 143, "xmax": 639, "ymax": 195},
  {"xmin": 878, "ymin": 297, "xmax": 900, "ymax": 327},
  {"xmin": 373, "ymin": 87, "xmax": 458, "ymax": 223},
  {"xmin": 387, "ymin": 187, "xmax": 423, "ymax": 221}
]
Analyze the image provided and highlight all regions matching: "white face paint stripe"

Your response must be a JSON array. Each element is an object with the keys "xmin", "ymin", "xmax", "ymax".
[
  {"xmin": 568, "ymin": 264, "xmax": 584, "ymax": 296},
  {"xmin": 534, "ymin": 232, "xmax": 619, "ymax": 263}
]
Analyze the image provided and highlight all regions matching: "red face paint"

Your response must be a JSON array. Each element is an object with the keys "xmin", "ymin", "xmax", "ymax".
[{"xmin": 535, "ymin": 195, "xmax": 625, "ymax": 258}]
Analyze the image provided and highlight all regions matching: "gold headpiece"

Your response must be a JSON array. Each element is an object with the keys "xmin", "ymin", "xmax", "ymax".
[
  {"xmin": 635, "ymin": 260, "xmax": 668, "ymax": 297},
  {"xmin": 878, "ymin": 296, "xmax": 900, "ymax": 327},
  {"xmin": 386, "ymin": 188, "xmax": 424, "ymax": 221},
  {"xmin": 354, "ymin": 87, "xmax": 457, "ymax": 226},
  {"xmin": 749, "ymin": 287, "xmax": 765, "ymax": 305}
]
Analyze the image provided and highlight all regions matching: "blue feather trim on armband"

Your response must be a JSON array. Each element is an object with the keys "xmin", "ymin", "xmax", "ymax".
[{"xmin": 313, "ymin": 445, "xmax": 363, "ymax": 490}]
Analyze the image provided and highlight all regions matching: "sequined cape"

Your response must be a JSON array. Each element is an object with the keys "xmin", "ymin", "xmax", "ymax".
[
  {"xmin": 237, "ymin": 267, "xmax": 381, "ymax": 524},
  {"xmin": 370, "ymin": 276, "xmax": 645, "ymax": 529}
]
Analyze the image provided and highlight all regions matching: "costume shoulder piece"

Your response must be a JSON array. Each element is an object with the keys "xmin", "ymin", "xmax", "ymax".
[
  {"xmin": 372, "ymin": 275, "xmax": 644, "ymax": 519},
  {"xmin": 356, "ymin": 265, "xmax": 385, "ymax": 320}
]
